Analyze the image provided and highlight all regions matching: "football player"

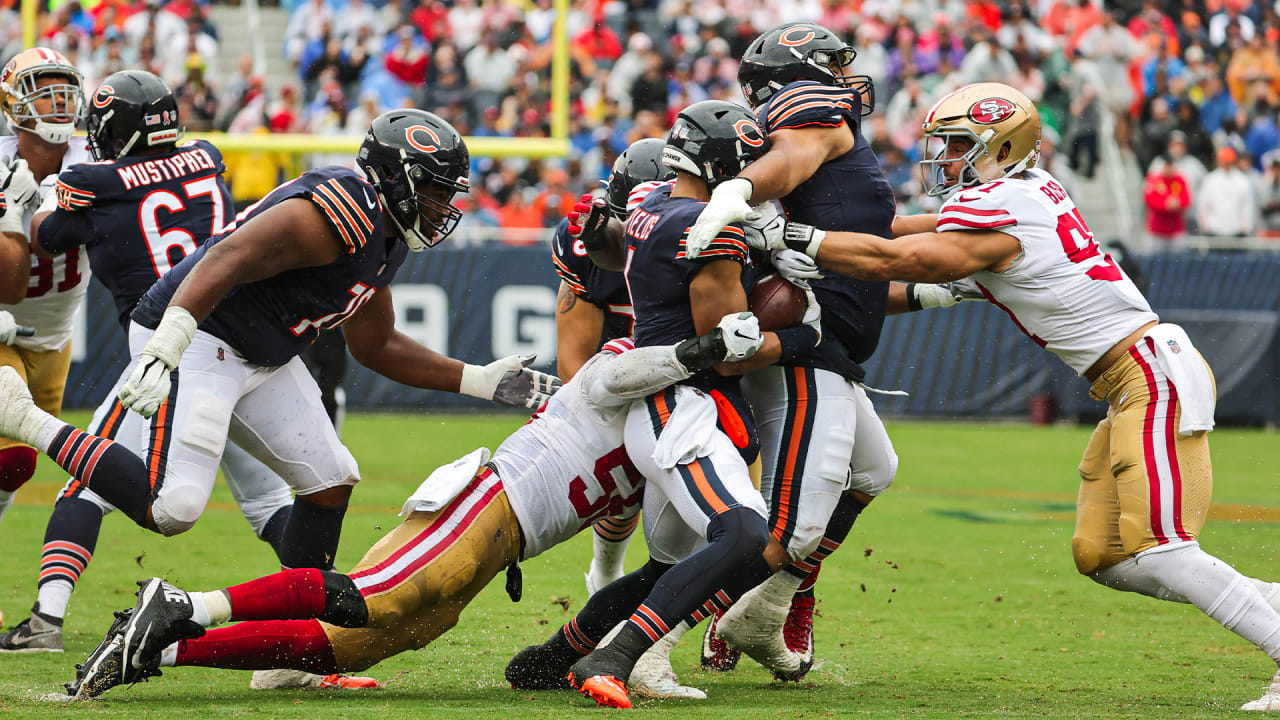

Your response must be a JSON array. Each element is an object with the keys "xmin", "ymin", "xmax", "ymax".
[
  {"xmin": 0, "ymin": 110, "xmax": 559, "ymax": 606},
  {"xmin": 64, "ymin": 312, "xmax": 765, "ymax": 700},
  {"xmin": 684, "ymin": 23, "xmax": 962, "ymax": 679},
  {"xmin": 0, "ymin": 48, "xmax": 90, "ymax": 527},
  {"xmin": 508, "ymin": 100, "xmax": 825, "ymax": 710},
  {"xmin": 719, "ymin": 81, "xmax": 1280, "ymax": 712},
  {"xmin": 0, "ymin": 72, "xmax": 304, "ymax": 676}
]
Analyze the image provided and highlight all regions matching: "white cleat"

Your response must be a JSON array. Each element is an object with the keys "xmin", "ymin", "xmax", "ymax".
[
  {"xmin": 251, "ymin": 669, "xmax": 325, "ymax": 689},
  {"xmin": 0, "ymin": 366, "xmax": 51, "ymax": 444},
  {"xmin": 628, "ymin": 641, "xmax": 706, "ymax": 700},
  {"xmin": 1242, "ymin": 671, "xmax": 1280, "ymax": 711},
  {"xmin": 716, "ymin": 585, "xmax": 805, "ymax": 677}
]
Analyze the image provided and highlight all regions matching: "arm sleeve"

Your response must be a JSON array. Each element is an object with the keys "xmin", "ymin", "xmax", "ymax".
[
  {"xmin": 308, "ymin": 174, "xmax": 378, "ymax": 253},
  {"xmin": 582, "ymin": 345, "xmax": 693, "ymax": 406},
  {"xmin": 678, "ymin": 224, "xmax": 749, "ymax": 264},
  {"xmin": 764, "ymin": 81, "xmax": 859, "ymax": 132},
  {"xmin": 38, "ymin": 208, "xmax": 96, "ymax": 254}
]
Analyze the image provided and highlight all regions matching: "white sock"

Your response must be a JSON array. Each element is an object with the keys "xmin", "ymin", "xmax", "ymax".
[
  {"xmin": 655, "ymin": 619, "xmax": 693, "ymax": 652},
  {"xmin": 36, "ymin": 580, "xmax": 74, "ymax": 620},
  {"xmin": 1088, "ymin": 557, "xmax": 1189, "ymax": 603},
  {"xmin": 0, "ymin": 489, "xmax": 13, "ymax": 524},
  {"xmin": 33, "ymin": 418, "xmax": 65, "ymax": 454},
  {"xmin": 759, "ymin": 571, "xmax": 804, "ymax": 605},
  {"xmin": 1137, "ymin": 542, "xmax": 1280, "ymax": 662},
  {"xmin": 159, "ymin": 641, "xmax": 179, "ymax": 667},
  {"xmin": 188, "ymin": 590, "xmax": 231, "ymax": 627},
  {"xmin": 590, "ymin": 532, "xmax": 633, "ymax": 579}
]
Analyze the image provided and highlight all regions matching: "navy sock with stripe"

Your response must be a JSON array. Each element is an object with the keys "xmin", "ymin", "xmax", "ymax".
[
  {"xmin": 44, "ymin": 425, "xmax": 152, "ymax": 526},
  {"xmin": 35, "ymin": 496, "xmax": 104, "ymax": 619},
  {"xmin": 278, "ymin": 498, "xmax": 348, "ymax": 570}
]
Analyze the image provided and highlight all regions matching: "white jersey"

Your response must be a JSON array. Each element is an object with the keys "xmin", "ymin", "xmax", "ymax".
[
  {"xmin": 0, "ymin": 135, "xmax": 93, "ymax": 351},
  {"xmin": 494, "ymin": 338, "xmax": 650, "ymax": 560},
  {"xmin": 939, "ymin": 168, "xmax": 1158, "ymax": 375}
]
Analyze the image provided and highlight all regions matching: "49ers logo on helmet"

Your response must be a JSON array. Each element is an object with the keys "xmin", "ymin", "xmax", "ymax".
[
  {"xmin": 968, "ymin": 97, "xmax": 1016, "ymax": 124},
  {"xmin": 779, "ymin": 27, "xmax": 816, "ymax": 47},
  {"xmin": 733, "ymin": 118, "xmax": 765, "ymax": 147},
  {"xmin": 92, "ymin": 85, "xmax": 114, "ymax": 109},
  {"xmin": 405, "ymin": 124, "xmax": 440, "ymax": 153}
]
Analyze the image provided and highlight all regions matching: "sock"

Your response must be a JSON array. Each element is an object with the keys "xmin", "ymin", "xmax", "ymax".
[
  {"xmin": 174, "ymin": 619, "xmax": 338, "ymax": 672},
  {"xmin": 785, "ymin": 493, "xmax": 866, "ymax": 592},
  {"xmin": 35, "ymin": 497, "xmax": 104, "ymax": 619},
  {"xmin": 1088, "ymin": 556, "xmax": 1189, "ymax": 602},
  {"xmin": 554, "ymin": 559, "xmax": 673, "ymax": 659},
  {"xmin": 1137, "ymin": 542, "xmax": 1280, "ymax": 661},
  {"xmin": 159, "ymin": 641, "xmax": 179, "ymax": 667},
  {"xmin": 225, "ymin": 567, "xmax": 328, "ymax": 622},
  {"xmin": 42, "ymin": 426, "xmax": 151, "ymax": 526},
  {"xmin": 188, "ymin": 590, "xmax": 231, "ymax": 627},
  {"xmin": 590, "ymin": 515, "xmax": 640, "ymax": 578},
  {"xmin": 0, "ymin": 489, "xmax": 13, "ymax": 524},
  {"xmin": 259, "ymin": 505, "xmax": 292, "ymax": 560},
  {"xmin": 278, "ymin": 498, "xmax": 348, "ymax": 570}
]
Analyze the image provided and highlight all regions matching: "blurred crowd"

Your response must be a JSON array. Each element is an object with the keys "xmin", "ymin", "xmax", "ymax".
[{"xmin": 8, "ymin": 0, "xmax": 1280, "ymax": 245}]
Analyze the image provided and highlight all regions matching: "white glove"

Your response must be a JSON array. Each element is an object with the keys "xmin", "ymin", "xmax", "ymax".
[
  {"xmin": 34, "ymin": 184, "xmax": 59, "ymax": 217},
  {"xmin": 771, "ymin": 248, "xmax": 823, "ymax": 284},
  {"xmin": 944, "ymin": 277, "xmax": 987, "ymax": 301},
  {"xmin": 909, "ymin": 283, "xmax": 961, "ymax": 310},
  {"xmin": 742, "ymin": 200, "xmax": 787, "ymax": 253},
  {"xmin": 460, "ymin": 353, "xmax": 562, "ymax": 409},
  {"xmin": 685, "ymin": 178, "xmax": 756, "ymax": 259},
  {"xmin": 717, "ymin": 311, "xmax": 764, "ymax": 362},
  {"xmin": 119, "ymin": 306, "xmax": 199, "ymax": 417},
  {"xmin": 0, "ymin": 159, "xmax": 38, "ymax": 235},
  {"xmin": 0, "ymin": 310, "xmax": 17, "ymax": 345},
  {"xmin": 800, "ymin": 284, "xmax": 822, "ymax": 344},
  {"xmin": 782, "ymin": 221, "xmax": 826, "ymax": 258}
]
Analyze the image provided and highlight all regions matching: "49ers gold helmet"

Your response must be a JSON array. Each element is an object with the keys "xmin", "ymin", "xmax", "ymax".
[
  {"xmin": 918, "ymin": 82, "xmax": 1040, "ymax": 196},
  {"xmin": 0, "ymin": 47, "xmax": 85, "ymax": 145}
]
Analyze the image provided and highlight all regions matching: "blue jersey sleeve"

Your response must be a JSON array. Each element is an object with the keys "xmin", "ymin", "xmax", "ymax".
[
  {"xmin": 37, "ymin": 206, "xmax": 96, "ymax": 254},
  {"xmin": 677, "ymin": 223, "xmax": 749, "ymax": 265},
  {"xmin": 306, "ymin": 172, "xmax": 380, "ymax": 254},
  {"xmin": 762, "ymin": 80, "xmax": 860, "ymax": 132},
  {"xmin": 54, "ymin": 161, "xmax": 118, "ymax": 212}
]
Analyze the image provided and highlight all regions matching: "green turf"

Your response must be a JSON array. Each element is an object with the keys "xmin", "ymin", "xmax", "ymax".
[{"xmin": 1, "ymin": 413, "xmax": 1278, "ymax": 718}]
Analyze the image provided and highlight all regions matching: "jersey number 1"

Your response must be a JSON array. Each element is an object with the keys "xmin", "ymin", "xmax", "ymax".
[{"xmin": 141, "ymin": 176, "xmax": 226, "ymax": 278}]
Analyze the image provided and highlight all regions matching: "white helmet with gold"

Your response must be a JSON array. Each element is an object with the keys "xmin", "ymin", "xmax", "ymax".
[
  {"xmin": 0, "ymin": 47, "xmax": 85, "ymax": 145},
  {"xmin": 918, "ymin": 82, "xmax": 1041, "ymax": 196}
]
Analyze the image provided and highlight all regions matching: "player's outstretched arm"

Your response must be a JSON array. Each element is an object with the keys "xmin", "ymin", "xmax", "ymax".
[
  {"xmin": 785, "ymin": 224, "xmax": 1021, "ymax": 284},
  {"xmin": 556, "ymin": 281, "xmax": 605, "ymax": 381},
  {"xmin": 890, "ymin": 213, "xmax": 939, "ymax": 238}
]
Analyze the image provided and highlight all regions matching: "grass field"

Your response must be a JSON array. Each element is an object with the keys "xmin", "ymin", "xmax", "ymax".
[{"xmin": 1, "ymin": 412, "xmax": 1278, "ymax": 718}]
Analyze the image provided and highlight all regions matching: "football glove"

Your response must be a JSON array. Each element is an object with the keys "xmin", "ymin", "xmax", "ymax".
[
  {"xmin": 119, "ymin": 306, "xmax": 198, "ymax": 417},
  {"xmin": 771, "ymin": 248, "xmax": 823, "ymax": 284},
  {"xmin": 567, "ymin": 192, "xmax": 611, "ymax": 253},
  {"xmin": 0, "ymin": 159, "xmax": 38, "ymax": 235},
  {"xmin": 0, "ymin": 311, "xmax": 18, "ymax": 345},
  {"xmin": 800, "ymin": 284, "xmax": 822, "ymax": 344},
  {"xmin": 907, "ymin": 283, "xmax": 960, "ymax": 310},
  {"xmin": 718, "ymin": 311, "xmax": 764, "ymax": 362},
  {"xmin": 460, "ymin": 353, "xmax": 562, "ymax": 409},
  {"xmin": 944, "ymin": 277, "xmax": 987, "ymax": 301},
  {"xmin": 781, "ymin": 220, "xmax": 826, "ymax": 258},
  {"xmin": 685, "ymin": 178, "xmax": 757, "ymax": 259}
]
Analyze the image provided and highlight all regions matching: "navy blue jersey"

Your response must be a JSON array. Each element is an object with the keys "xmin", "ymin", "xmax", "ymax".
[
  {"xmin": 759, "ymin": 80, "xmax": 897, "ymax": 379},
  {"xmin": 550, "ymin": 218, "xmax": 633, "ymax": 345},
  {"xmin": 133, "ymin": 166, "xmax": 405, "ymax": 367},
  {"xmin": 40, "ymin": 139, "xmax": 233, "ymax": 328}
]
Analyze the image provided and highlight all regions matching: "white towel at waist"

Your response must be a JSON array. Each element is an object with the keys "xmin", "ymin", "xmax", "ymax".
[
  {"xmin": 1145, "ymin": 324, "xmax": 1215, "ymax": 436},
  {"xmin": 400, "ymin": 447, "xmax": 492, "ymax": 516},
  {"xmin": 652, "ymin": 385, "xmax": 719, "ymax": 470}
]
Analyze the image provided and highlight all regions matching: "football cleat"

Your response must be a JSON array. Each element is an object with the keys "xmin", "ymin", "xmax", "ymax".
[
  {"xmin": 716, "ymin": 586, "xmax": 808, "ymax": 680},
  {"xmin": 120, "ymin": 578, "xmax": 205, "ymax": 679},
  {"xmin": 569, "ymin": 647, "xmax": 635, "ymax": 708},
  {"xmin": 65, "ymin": 609, "xmax": 160, "ymax": 699},
  {"xmin": 629, "ymin": 642, "xmax": 706, "ymax": 700},
  {"xmin": 774, "ymin": 594, "xmax": 816, "ymax": 682},
  {"xmin": 1242, "ymin": 670, "xmax": 1280, "ymax": 711},
  {"xmin": 699, "ymin": 608, "xmax": 740, "ymax": 671},
  {"xmin": 0, "ymin": 607, "xmax": 63, "ymax": 653},
  {"xmin": 320, "ymin": 673, "xmax": 379, "ymax": 689},
  {"xmin": 505, "ymin": 642, "xmax": 574, "ymax": 690},
  {"xmin": 0, "ymin": 366, "xmax": 52, "ymax": 445},
  {"xmin": 250, "ymin": 668, "xmax": 380, "ymax": 690}
]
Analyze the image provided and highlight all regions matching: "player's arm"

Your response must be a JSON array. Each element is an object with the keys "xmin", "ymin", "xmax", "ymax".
[
  {"xmin": 736, "ymin": 125, "xmax": 854, "ymax": 203},
  {"xmin": 0, "ymin": 226, "xmax": 28, "ymax": 304},
  {"xmin": 341, "ymin": 284, "xmax": 466, "ymax": 392},
  {"xmin": 0, "ymin": 161, "xmax": 39, "ymax": 302},
  {"xmin": 890, "ymin": 213, "xmax": 938, "ymax": 238},
  {"xmin": 689, "ymin": 260, "xmax": 786, "ymax": 375},
  {"xmin": 555, "ymin": 281, "xmax": 605, "ymax": 381},
  {"xmin": 30, "ymin": 192, "xmax": 91, "ymax": 261},
  {"xmin": 788, "ymin": 224, "xmax": 1021, "ymax": 283}
]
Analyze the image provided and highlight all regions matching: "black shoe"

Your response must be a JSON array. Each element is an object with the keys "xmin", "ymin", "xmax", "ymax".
[
  {"xmin": 120, "ymin": 578, "xmax": 205, "ymax": 680},
  {"xmin": 505, "ymin": 643, "xmax": 574, "ymax": 690},
  {"xmin": 65, "ymin": 609, "xmax": 160, "ymax": 699},
  {"xmin": 568, "ymin": 646, "xmax": 634, "ymax": 709},
  {"xmin": 0, "ymin": 606, "xmax": 63, "ymax": 653}
]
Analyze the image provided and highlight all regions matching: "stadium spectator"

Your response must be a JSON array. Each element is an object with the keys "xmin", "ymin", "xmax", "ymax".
[
  {"xmin": 1196, "ymin": 145, "xmax": 1259, "ymax": 236},
  {"xmin": 1226, "ymin": 32, "xmax": 1280, "ymax": 107},
  {"xmin": 284, "ymin": 0, "xmax": 332, "ymax": 65},
  {"xmin": 1245, "ymin": 101, "xmax": 1280, "ymax": 169},
  {"xmin": 574, "ymin": 16, "xmax": 624, "ymax": 66},
  {"xmin": 1143, "ymin": 159, "xmax": 1193, "ymax": 248},
  {"xmin": 1065, "ymin": 49, "xmax": 1104, "ymax": 178},
  {"xmin": 333, "ymin": 0, "xmax": 379, "ymax": 45},
  {"xmin": 1136, "ymin": 96, "xmax": 1178, "ymax": 173},
  {"xmin": 1198, "ymin": 72, "xmax": 1239, "ymax": 135},
  {"xmin": 410, "ymin": 0, "xmax": 449, "ymax": 44},
  {"xmin": 1257, "ymin": 150, "xmax": 1280, "ymax": 236},
  {"xmin": 1209, "ymin": 0, "xmax": 1256, "ymax": 49}
]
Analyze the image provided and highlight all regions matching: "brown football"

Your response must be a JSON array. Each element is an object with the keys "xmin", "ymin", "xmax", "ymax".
[{"xmin": 748, "ymin": 273, "xmax": 806, "ymax": 332}]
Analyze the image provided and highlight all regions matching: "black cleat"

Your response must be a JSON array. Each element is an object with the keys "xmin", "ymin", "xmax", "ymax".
[
  {"xmin": 65, "ymin": 609, "xmax": 161, "ymax": 699},
  {"xmin": 119, "ymin": 578, "xmax": 205, "ymax": 681},
  {"xmin": 505, "ymin": 643, "xmax": 574, "ymax": 690}
]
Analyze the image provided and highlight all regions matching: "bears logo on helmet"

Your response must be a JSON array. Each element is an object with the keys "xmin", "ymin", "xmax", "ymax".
[
  {"xmin": 405, "ymin": 124, "xmax": 441, "ymax": 153},
  {"xmin": 737, "ymin": 22, "xmax": 874, "ymax": 115},
  {"xmin": 92, "ymin": 85, "xmax": 114, "ymax": 109},
  {"xmin": 778, "ymin": 27, "xmax": 817, "ymax": 47},
  {"xmin": 85, "ymin": 70, "xmax": 182, "ymax": 161},
  {"xmin": 733, "ymin": 119, "xmax": 766, "ymax": 148}
]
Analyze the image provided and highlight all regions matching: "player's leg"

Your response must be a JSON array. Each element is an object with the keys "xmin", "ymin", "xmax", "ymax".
[
  {"xmin": 0, "ymin": 342, "xmax": 71, "ymax": 523},
  {"xmin": 227, "ymin": 356, "xmax": 359, "ymax": 571},
  {"xmin": 219, "ymin": 442, "xmax": 294, "ymax": 559},
  {"xmin": 585, "ymin": 514, "xmax": 641, "ymax": 596},
  {"xmin": 300, "ymin": 328, "xmax": 348, "ymax": 434}
]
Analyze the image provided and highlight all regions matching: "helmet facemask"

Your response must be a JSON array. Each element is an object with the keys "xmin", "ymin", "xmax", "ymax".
[
  {"xmin": 372, "ymin": 154, "xmax": 469, "ymax": 251},
  {"xmin": 919, "ymin": 125, "xmax": 1038, "ymax": 197},
  {"xmin": 6, "ymin": 70, "xmax": 85, "ymax": 145}
]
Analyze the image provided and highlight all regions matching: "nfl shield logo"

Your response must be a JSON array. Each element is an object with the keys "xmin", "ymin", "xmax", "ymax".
[{"xmin": 1167, "ymin": 339, "xmax": 1181, "ymax": 354}]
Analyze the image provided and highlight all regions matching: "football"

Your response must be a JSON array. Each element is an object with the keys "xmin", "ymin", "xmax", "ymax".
[{"xmin": 748, "ymin": 273, "xmax": 806, "ymax": 332}]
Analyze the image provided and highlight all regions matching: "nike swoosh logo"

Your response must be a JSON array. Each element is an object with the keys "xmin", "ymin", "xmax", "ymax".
[
  {"xmin": 733, "ymin": 330, "xmax": 755, "ymax": 340},
  {"xmin": 363, "ymin": 187, "xmax": 377, "ymax": 209},
  {"xmin": 1119, "ymin": 392, "xmax": 1129, "ymax": 404}
]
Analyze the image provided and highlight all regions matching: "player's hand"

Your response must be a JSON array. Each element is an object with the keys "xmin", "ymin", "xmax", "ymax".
[
  {"xmin": 461, "ymin": 353, "xmax": 562, "ymax": 409},
  {"xmin": 771, "ymin": 248, "xmax": 823, "ymax": 284},
  {"xmin": 119, "ymin": 307, "xmax": 198, "ymax": 417},
  {"xmin": 800, "ymin": 284, "xmax": 822, "ymax": 344},
  {"xmin": 717, "ymin": 311, "xmax": 764, "ymax": 362},
  {"xmin": 685, "ymin": 178, "xmax": 756, "ymax": 259},
  {"xmin": 742, "ymin": 200, "xmax": 786, "ymax": 252},
  {"xmin": 0, "ymin": 310, "xmax": 18, "ymax": 345},
  {"xmin": 0, "ymin": 159, "xmax": 38, "ymax": 235},
  {"xmin": 943, "ymin": 277, "xmax": 987, "ymax": 302},
  {"xmin": 908, "ymin": 283, "xmax": 960, "ymax": 310},
  {"xmin": 568, "ymin": 193, "xmax": 610, "ymax": 252}
]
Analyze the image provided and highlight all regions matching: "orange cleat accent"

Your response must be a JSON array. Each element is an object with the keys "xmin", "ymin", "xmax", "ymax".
[
  {"xmin": 569, "ymin": 671, "xmax": 633, "ymax": 709},
  {"xmin": 319, "ymin": 673, "xmax": 379, "ymax": 689}
]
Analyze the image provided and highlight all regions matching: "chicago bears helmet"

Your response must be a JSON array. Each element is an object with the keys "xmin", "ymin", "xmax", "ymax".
[
  {"xmin": 86, "ymin": 70, "xmax": 182, "ymax": 161},
  {"xmin": 0, "ymin": 47, "xmax": 85, "ymax": 144},
  {"xmin": 737, "ymin": 22, "xmax": 874, "ymax": 115},
  {"xmin": 662, "ymin": 101, "xmax": 770, "ymax": 191},
  {"xmin": 918, "ymin": 82, "xmax": 1041, "ymax": 196},
  {"xmin": 357, "ymin": 109, "xmax": 470, "ymax": 251},
  {"xmin": 604, "ymin": 138, "xmax": 674, "ymax": 221}
]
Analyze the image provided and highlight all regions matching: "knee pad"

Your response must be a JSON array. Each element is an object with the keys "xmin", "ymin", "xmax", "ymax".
[
  {"xmin": 706, "ymin": 506, "xmax": 770, "ymax": 565},
  {"xmin": 151, "ymin": 488, "xmax": 208, "ymax": 536},
  {"xmin": 0, "ymin": 447, "xmax": 38, "ymax": 492},
  {"xmin": 1071, "ymin": 533, "xmax": 1124, "ymax": 575},
  {"xmin": 178, "ymin": 393, "xmax": 233, "ymax": 458},
  {"xmin": 319, "ymin": 572, "xmax": 369, "ymax": 629}
]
